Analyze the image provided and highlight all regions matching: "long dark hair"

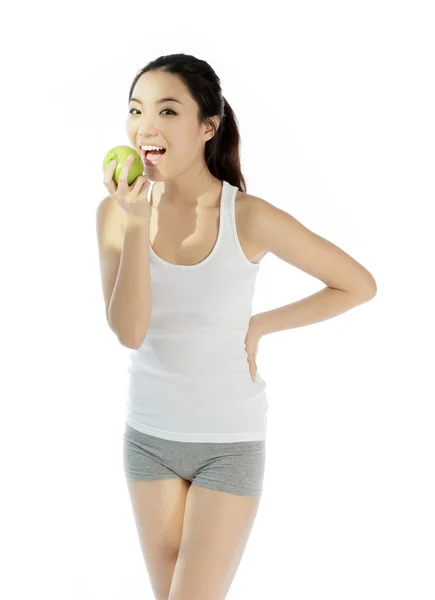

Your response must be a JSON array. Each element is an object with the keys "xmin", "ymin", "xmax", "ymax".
[{"xmin": 128, "ymin": 53, "xmax": 247, "ymax": 193}]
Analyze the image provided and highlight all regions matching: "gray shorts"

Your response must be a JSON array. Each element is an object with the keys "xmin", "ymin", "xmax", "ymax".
[{"xmin": 123, "ymin": 423, "xmax": 266, "ymax": 498}]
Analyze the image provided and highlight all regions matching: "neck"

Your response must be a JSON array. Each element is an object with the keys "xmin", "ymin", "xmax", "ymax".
[{"xmin": 160, "ymin": 168, "xmax": 222, "ymax": 208}]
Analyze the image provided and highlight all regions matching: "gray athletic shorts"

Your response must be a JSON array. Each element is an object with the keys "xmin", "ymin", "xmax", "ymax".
[{"xmin": 123, "ymin": 423, "xmax": 266, "ymax": 498}]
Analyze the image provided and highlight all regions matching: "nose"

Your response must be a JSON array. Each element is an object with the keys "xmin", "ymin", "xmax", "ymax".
[{"xmin": 138, "ymin": 123, "xmax": 160, "ymax": 138}]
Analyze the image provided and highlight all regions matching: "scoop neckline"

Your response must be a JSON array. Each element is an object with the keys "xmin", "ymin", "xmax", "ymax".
[{"xmin": 149, "ymin": 180, "xmax": 227, "ymax": 268}]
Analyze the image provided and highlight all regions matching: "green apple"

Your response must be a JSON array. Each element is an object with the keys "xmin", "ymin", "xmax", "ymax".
[{"xmin": 102, "ymin": 145, "xmax": 143, "ymax": 186}]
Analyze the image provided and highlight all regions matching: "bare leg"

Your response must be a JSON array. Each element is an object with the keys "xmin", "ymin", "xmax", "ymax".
[{"xmin": 125, "ymin": 477, "xmax": 191, "ymax": 600}]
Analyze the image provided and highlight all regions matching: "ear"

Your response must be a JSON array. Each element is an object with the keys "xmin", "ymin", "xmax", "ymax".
[{"xmin": 204, "ymin": 115, "xmax": 221, "ymax": 142}]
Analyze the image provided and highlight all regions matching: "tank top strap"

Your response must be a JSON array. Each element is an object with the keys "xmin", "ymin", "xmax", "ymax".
[{"xmin": 219, "ymin": 181, "xmax": 260, "ymax": 269}]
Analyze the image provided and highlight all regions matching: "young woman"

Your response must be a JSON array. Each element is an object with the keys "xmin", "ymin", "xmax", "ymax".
[{"xmin": 96, "ymin": 53, "xmax": 377, "ymax": 600}]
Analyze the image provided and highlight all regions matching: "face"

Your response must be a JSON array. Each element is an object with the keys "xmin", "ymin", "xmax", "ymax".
[{"xmin": 126, "ymin": 70, "xmax": 220, "ymax": 188}]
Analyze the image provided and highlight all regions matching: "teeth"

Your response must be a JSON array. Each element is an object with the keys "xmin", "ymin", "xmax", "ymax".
[{"xmin": 140, "ymin": 145, "xmax": 165, "ymax": 151}]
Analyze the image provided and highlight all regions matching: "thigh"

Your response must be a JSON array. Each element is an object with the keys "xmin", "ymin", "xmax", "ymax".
[
  {"xmin": 126, "ymin": 478, "xmax": 191, "ymax": 600},
  {"xmin": 169, "ymin": 484, "xmax": 261, "ymax": 600},
  {"xmin": 182, "ymin": 439, "xmax": 266, "ymax": 498},
  {"xmin": 123, "ymin": 424, "xmax": 191, "ymax": 599}
]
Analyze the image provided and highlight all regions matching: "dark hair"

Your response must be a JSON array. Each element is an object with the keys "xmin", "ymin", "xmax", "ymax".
[{"xmin": 128, "ymin": 53, "xmax": 247, "ymax": 193}]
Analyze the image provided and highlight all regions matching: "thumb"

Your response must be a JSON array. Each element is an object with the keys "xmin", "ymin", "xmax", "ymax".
[{"xmin": 248, "ymin": 358, "xmax": 257, "ymax": 382}]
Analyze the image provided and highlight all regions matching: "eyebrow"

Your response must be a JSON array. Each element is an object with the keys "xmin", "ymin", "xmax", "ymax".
[{"xmin": 130, "ymin": 96, "xmax": 182, "ymax": 105}]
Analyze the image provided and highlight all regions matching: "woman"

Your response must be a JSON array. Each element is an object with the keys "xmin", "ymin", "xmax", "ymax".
[{"xmin": 96, "ymin": 53, "xmax": 377, "ymax": 600}]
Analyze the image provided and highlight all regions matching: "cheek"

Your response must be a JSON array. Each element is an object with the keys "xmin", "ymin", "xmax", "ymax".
[{"xmin": 125, "ymin": 122, "xmax": 135, "ymax": 141}]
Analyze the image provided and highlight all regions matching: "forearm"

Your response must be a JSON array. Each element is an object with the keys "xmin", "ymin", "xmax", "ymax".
[
  {"xmin": 108, "ymin": 216, "xmax": 152, "ymax": 347},
  {"xmin": 253, "ymin": 286, "xmax": 375, "ymax": 337}
]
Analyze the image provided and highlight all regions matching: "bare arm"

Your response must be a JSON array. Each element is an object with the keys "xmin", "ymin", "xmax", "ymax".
[{"xmin": 108, "ymin": 215, "xmax": 152, "ymax": 349}]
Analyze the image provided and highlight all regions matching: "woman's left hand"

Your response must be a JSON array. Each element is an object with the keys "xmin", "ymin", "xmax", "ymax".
[{"xmin": 245, "ymin": 315, "xmax": 264, "ymax": 382}]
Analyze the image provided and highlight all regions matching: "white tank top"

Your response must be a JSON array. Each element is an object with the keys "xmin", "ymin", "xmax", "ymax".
[{"xmin": 125, "ymin": 179, "xmax": 268, "ymax": 442}]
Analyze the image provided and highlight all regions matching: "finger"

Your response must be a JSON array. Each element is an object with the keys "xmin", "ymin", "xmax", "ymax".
[
  {"xmin": 103, "ymin": 159, "xmax": 116, "ymax": 183},
  {"xmin": 136, "ymin": 177, "xmax": 148, "ymax": 198},
  {"xmin": 247, "ymin": 359, "xmax": 256, "ymax": 380},
  {"xmin": 103, "ymin": 161, "xmax": 117, "ymax": 193},
  {"xmin": 129, "ymin": 174, "xmax": 146, "ymax": 197},
  {"xmin": 138, "ymin": 178, "xmax": 150, "ymax": 197},
  {"xmin": 117, "ymin": 155, "xmax": 134, "ymax": 196}
]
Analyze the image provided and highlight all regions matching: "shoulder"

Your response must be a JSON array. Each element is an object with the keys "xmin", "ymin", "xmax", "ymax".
[
  {"xmin": 236, "ymin": 191, "xmax": 278, "ymax": 229},
  {"xmin": 235, "ymin": 191, "xmax": 279, "ymax": 258},
  {"xmin": 236, "ymin": 190, "xmax": 264, "ymax": 212},
  {"xmin": 237, "ymin": 191, "xmax": 303, "ymax": 254},
  {"xmin": 97, "ymin": 195, "xmax": 119, "ymax": 218},
  {"xmin": 96, "ymin": 196, "xmax": 126, "ymax": 239},
  {"xmin": 97, "ymin": 196, "xmax": 125, "ymax": 224}
]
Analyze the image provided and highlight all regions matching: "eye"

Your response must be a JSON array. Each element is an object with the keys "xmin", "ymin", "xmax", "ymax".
[{"xmin": 129, "ymin": 108, "xmax": 177, "ymax": 116}]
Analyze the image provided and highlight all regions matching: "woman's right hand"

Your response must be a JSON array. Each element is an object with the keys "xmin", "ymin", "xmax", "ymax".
[{"xmin": 103, "ymin": 155, "xmax": 152, "ymax": 220}]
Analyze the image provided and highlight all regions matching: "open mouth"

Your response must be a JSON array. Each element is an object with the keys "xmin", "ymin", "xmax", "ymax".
[
  {"xmin": 140, "ymin": 148, "xmax": 167, "ymax": 160},
  {"xmin": 141, "ymin": 148, "xmax": 167, "ymax": 167}
]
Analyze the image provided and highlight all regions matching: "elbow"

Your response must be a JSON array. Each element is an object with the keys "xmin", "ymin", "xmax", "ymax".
[
  {"xmin": 123, "ymin": 333, "xmax": 147, "ymax": 349},
  {"xmin": 353, "ymin": 274, "xmax": 378, "ymax": 300},
  {"xmin": 366, "ymin": 272, "xmax": 378, "ymax": 297},
  {"xmin": 108, "ymin": 317, "xmax": 148, "ymax": 349},
  {"xmin": 114, "ymin": 332, "xmax": 145, "ymax": 349},
  {"xmin": 117, "ymin": 327, "xmax": 148, "ymax": 350},
  {"xmin": 119, "ymin": 337, "xmax": 142, "ymax": 350},
  {"xmin": 365, "ymin": 278, "xmax": 377, "ymax": 299}
]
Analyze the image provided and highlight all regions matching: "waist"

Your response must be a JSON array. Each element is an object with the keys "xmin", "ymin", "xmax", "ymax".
[{"xmin": 131, "ymin": 333, "xmax": 251, "ymax": 375}]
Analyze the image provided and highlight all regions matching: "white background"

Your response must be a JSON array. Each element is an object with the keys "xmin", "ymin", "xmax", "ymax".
[{"xmin": 2, "ymin": 1, "xmax": 434, "ymax": 598}]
